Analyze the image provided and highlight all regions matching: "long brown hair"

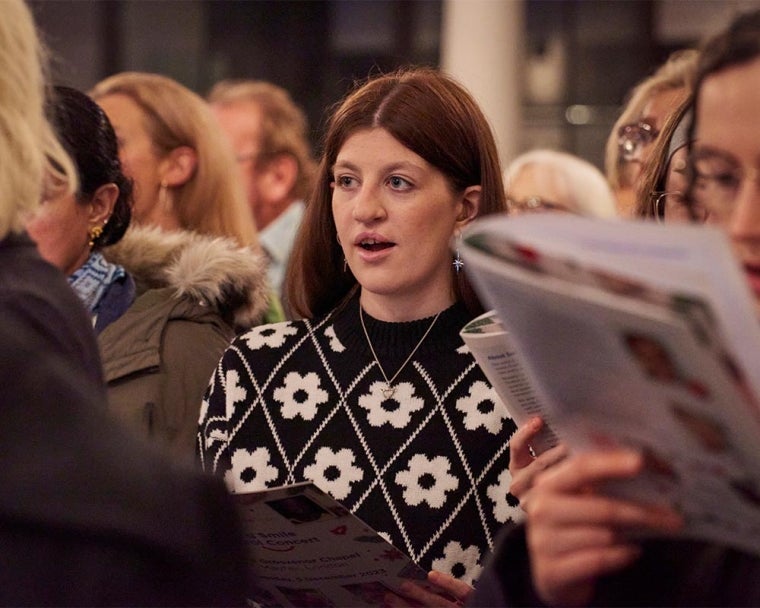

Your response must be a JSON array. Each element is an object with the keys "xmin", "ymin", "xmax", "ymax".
[
  {"xmin": 286, "ymin": 67, "xmax": 507, "ymax": 319},
  {"xmin": 634, "ymin": 97, "xmax": 693, "ymax": 219}
]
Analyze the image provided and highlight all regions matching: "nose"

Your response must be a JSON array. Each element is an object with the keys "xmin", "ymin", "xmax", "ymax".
[
  {"xmin": 351, "ymin": 183, "xmax": 386, "ymax": 223},
  {"xmin": 728, "ymin": 179, "xmax": 760, "ymax": 245}
]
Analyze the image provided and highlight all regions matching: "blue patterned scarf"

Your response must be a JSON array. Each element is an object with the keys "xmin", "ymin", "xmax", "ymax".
[{"xmin": 68, "ymin": 252, "xmax": 126, "ymax": 321}]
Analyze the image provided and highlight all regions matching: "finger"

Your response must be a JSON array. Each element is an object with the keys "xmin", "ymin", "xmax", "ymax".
[
  {"xmin": 538, "ymin": 442, "xmax": 569, "ymax": 467},
  {"xmin": 529, "ymin": 522, "xmax": 632, "ymax": 556},
  {"xmin": 509, "ymin": 444, "xmax": 569, "ymax": 498},
  {"xmin": 510, "ymin": 417, "xmax": 544, "ymax": 470},
  {"xmin": 534, "ymin": 449, "xmax": 644, "ymax": 493},
  {"xmin": 384, "ymin": 589, "xmax": 422, "ymax": 608},
  {"xmin": 393, "ymin": 582, "xmax": 453, "ymax": 608},
  {"xmin": 526, "ymin": 492, "xmax": 684, "ymax": 532},
  {"xmin": 509, "ymin": 459, "xmax": 546, "ymax": 499},
  {"xmin": 427, "ymin": 571, "xmax": 474, "ymax": 603}
]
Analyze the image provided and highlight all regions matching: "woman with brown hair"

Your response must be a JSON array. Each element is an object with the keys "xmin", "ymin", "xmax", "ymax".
[{"xmin": 200, "ymin": 67, "xmax": 517, "ymax": 591}]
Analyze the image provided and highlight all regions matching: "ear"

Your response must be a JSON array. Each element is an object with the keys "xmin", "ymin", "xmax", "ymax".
[
  {"xmin": 259, "ymin": 153, "xmax": 298, "ymax": 203},
  {"xmin": 454, "ymin": 185, "xmax": 482, "ymax": 231},
  {"xmin": 87, "ymin": 183, "xmax": 119, "ymax": 226},
  {"xmin": 159, "ymin": 146, "xmax": 198, "ymax": 187}
]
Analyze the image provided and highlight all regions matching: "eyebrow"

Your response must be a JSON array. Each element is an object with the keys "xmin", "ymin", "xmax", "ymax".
[
  {"xmin": 331, "ymin": 159, "xmax": 423, "ymax": 174},
  {"xmin": 692, "ymin": 145, "xmax": 738, "ymax": 163}
]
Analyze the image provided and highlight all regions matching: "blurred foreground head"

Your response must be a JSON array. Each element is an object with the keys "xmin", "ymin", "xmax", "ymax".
[{"xmin": 0, "ymin": 0, "xmax": 76, "ymax": 238}]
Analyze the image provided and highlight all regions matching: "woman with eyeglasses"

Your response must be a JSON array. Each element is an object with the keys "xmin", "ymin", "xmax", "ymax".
[
  {"xmin": 469, "ymin": 10, "xmax": 760, "ymax": 607},
  {"xmin": 633, "ymin": 98, "xmax": 713, "ymax": 224},
  {"xmin": 604, "ymin": 49, "xmax": 699, "ymax": 218}
]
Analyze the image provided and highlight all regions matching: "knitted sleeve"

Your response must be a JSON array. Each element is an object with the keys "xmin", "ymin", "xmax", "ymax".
[{"xmin": 197, "ymin": 319, "xmax": 303, "ymax": 481}]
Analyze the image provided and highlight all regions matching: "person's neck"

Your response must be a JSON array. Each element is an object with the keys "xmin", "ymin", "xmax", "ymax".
[
  {"xmin": 138, "ymin": 205, "xmax": 182, "ymax": 233},
  {"xmin": 359, "ymin": 290, "xmax": 455, "ymax": 322},
  {"xmin": 255, "ymin": 198, "xmax": 293, "ymax": 231}
]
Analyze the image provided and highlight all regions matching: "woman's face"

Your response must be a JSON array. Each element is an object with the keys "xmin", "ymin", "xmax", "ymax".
[
  {"xmin": 331, "ymin": 127, "xmax": 477, "ymax": 319},
  {"xmin": 695, "ymin": 56, "xmax": 760, "ymax": 310},
  {"xmin": 26, "ymin": 191, "xmax": 91, "ymax": 276},
  {"xmin": 96, "ymin": 93, "xmax": 164, "ymax": 225}
]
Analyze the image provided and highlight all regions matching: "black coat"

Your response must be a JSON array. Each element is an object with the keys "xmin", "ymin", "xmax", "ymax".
[{"xmin": 0, "ymin": 233, "xmax": 248, "ymax": 605}]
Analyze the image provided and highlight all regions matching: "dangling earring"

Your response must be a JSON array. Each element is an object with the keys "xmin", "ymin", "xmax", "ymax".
[
  {"xmin": 158, "ymin": 180, "xmax": 171, "ymax": 213},
  {"xmin": 88, "ymin": 225, "xmax": 104, "ymax": 249},
  {"xmin": 452, "ymin": 232, "xmax": 464, "ymax": 274},
  {"xmin": 343, "ymin": 258, "xmax": 348, "ymax": 272}
]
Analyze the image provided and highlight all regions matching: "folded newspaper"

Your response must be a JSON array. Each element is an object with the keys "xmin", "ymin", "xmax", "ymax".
[
  {"xmin": 460, "ymin": 213, "xmax": 760, "ymax": 557},
  {"xmin": 236, "ymin": 482, "xmax": 452, "ymax": 607}
]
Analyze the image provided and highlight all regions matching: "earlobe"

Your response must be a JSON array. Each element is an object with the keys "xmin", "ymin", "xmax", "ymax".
[{"xmin": 160, "ymin": 146, "xmax": 198, "ymax": 187}]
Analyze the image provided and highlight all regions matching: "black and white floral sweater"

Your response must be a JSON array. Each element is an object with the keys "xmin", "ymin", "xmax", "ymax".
[{"xmin": 199, "ymin": 293, "xmax": 519, "ymax": 583}]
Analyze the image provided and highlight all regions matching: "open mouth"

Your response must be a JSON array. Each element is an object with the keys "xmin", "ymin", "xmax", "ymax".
[{"xmin": 359, "ymin": 239, "xmax": 393, "ymax": 252}]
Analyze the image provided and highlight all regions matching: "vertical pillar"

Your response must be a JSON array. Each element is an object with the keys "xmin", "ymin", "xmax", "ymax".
[{"xmin": 441, "ymin": 0, "xmax": 524, "ymax": 168}]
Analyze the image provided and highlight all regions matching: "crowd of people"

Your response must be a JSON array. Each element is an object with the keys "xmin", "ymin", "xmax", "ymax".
[{"xmin": 4, "ymin": 0, "xmax": 760, "ymax": 604}]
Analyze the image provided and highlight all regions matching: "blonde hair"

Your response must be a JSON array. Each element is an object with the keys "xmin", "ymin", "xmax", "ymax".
[
  {"xmin": 90, "ymin": 72, "xmax": 258, "ymax": 248},
  {"xmin": 505, "ymin": 149, "xmax": 618, "ymax": 218},
  {"xmin": 208, "ymin": 79, "xmax": 316, "ymax": 202},
  {"xmin": 0, "ymin": 0, "xmax": 76, "ymax": 238},
  {"xmin": 605, "ymin": 49, "xmax": 699, "ymax": 190}
]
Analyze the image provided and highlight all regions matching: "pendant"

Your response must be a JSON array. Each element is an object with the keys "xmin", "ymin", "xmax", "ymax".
[{"xmin": 382, "ymin": 385, "xmax": 396, "ymax": 399}]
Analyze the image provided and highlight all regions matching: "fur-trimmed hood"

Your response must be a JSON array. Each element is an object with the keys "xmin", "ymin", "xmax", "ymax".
[{"xmin": 103, "ymin": 225, "xmax": 270, "ymax": 329}]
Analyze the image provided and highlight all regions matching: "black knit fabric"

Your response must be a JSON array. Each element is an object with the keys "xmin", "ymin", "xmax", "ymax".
[{"xmin": 199, "ymin": 294, "xmax": 518, "ymax": 583}]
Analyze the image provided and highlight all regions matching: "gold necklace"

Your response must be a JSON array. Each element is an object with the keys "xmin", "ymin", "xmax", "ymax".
[{"xmin": 359, "ymin": 306, "xmax": 442, "ymax": 400}]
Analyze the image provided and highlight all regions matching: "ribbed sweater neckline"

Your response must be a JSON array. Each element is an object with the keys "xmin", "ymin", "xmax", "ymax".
[{"xmin": 331, "ymin": 292, "xmax": 473, "ymax": 361}]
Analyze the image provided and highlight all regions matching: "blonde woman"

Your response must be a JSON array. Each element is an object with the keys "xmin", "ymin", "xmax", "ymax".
[
  {"xmin": 605, "ymin": 49, "xmax": 699, "ymax": 217},
  {"xmin": 91, "ymin": 71, "xmax": 283, "ymax": 322}
]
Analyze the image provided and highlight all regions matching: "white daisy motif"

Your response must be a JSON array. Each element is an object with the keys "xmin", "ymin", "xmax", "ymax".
[
  {"xmin": 395, "ymin": 454, "xmax": 459, "ymax": 508},
  {"xmin": 487, "ymin": 469, "xmax": 523, "ymax": 524},
  {"xmin": 431, "ymin": 541, "xmax": 483, "ymax": 586},
  {"xmin": 324, "ymin": 325, "xmax": 346, "ymax": 353},
  {"xmin": 243, "ymin": 322, "xmax": 298, "ymax": 350},
  {"xmin": 377, "ymin": 531, "xmax": 393, "ymax": 544},
  {"xmin": 303, "ymin": 447, "xmax": 364, "ymax": 500},
  {"xmin": 455, "ymin": 380, "xmax": 508, "ymax": 434},
  {"xmin": 358, "ymin": 381, "xmax": 424, "ymax": 428},
  {"xmin": 273, "ymin": 371, "xmax": 329, "ymax": 420},
  {"xmin": 225, "ymin": 447, "xmax": 279, "ymax": 491},
  {"xmin": 225, "ymin": 369, "xmax": 248, "ymax": 418}
]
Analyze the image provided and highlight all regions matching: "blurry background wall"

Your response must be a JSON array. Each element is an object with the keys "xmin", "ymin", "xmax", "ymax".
[{"xmin": 30, "ymin": 0, "xmax": 760, "ymax": 169}]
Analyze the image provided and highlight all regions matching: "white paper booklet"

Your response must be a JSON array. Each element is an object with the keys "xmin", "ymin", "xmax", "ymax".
[
  {"xmin": 460, "ymin": 310, "xmax": 559, "ymax": 454},
  {"xmin": 235, "ymin": 482, "xmax": 452, "ymax": 607},
  {"xmin": 460, "ymin": 213, "xmax": 760, "ymax": 557}
]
